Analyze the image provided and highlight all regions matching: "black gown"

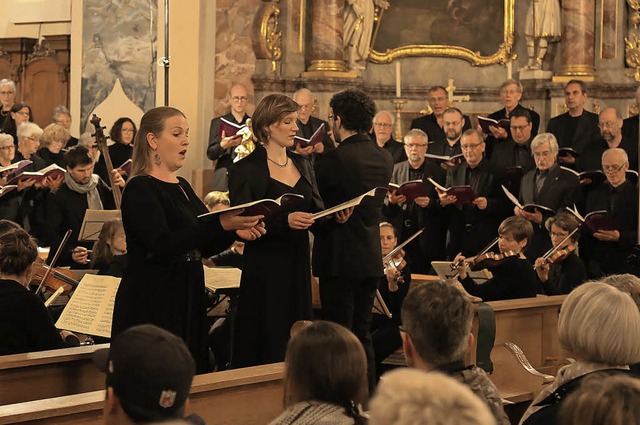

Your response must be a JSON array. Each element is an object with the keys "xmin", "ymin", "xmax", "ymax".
[
  {"xmin": 233, "ymin": 176, "xmax": 314, "ymax": 367},
  {"xmin": 111, "ymin": 175, "xmax": 234, "ymax": 373}
]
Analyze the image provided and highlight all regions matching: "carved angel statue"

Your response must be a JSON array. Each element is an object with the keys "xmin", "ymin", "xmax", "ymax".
[
  {"xmin": 344, "ymin": 0, "xmax": 390, "ymax": 70},
  {"xmin": 524, "ymin": 0, "xmax": 562, "ymax": 70}
]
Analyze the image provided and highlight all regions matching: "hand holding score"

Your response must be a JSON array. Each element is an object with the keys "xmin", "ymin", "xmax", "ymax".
[
  {"xmin": 220, "ymin": 131, "xmax": 243, "ymax": 150},
  {"xmin": 334, "ymin": 206, "xmax": 354, "ymax": 224},
  {"xmin": 593, "ymin": 229, "xmax": 620, "ymax": 242},
  {"xmin": 288, "ymin": 211, "xmax": 315, "ymax": 230},
  {"xmin": 437, "ymin": 189, "xmax": 457, "ymax": 206},
  {"xmin": 388, "ymin": 190, "xmax": 406, "ymax": 205},
  {"xmin": 220, "ymin": 208, "xmax": 266, "ymax": 242}
]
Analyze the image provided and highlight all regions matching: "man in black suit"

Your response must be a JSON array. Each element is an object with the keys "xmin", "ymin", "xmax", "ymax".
[
  {"xmin": 313, "ymin": 89, "xmax": 393, "ymax": 392},
  {"xmin": 483, "ymin": 79, "xmax": 540, "ymax": 160},
  {"xmin": 585, "ymin": 107, "xmax": 638, "ymax": 172},
  {"xmin": 516, "ymin": 133, "xmax": 579, "ymax": 261},
  {"xmin": 410, "ymin": 86, "xmax": 472, "ymax": 142},
  {"xmin": 384, "ymin": 129, "xmax": 446, "ymax": 273},
  {"xmin": 206, "ymin": 84, "xmax": 251, "ymax": 190},
  {"xmin": 438, "ymin": 129, "xmax": 510, "ymax": 258},
  {"xmin": 291, "ymin": 88, "xmax": 334, "ymax": 162},
  {"xmin": 371, "ymin": 110, "xmax": 406, "ymax": 164},
  {"xmin": 492, "ymin": 109, "xmax": 536, "ymax": 194},
  {"xmin": 546, "ymin": 80, "xmax": 600, "ymax": 169},
  {"xmin": 580, "ymin": 148, "xmax": 639, "ymax": 277}
]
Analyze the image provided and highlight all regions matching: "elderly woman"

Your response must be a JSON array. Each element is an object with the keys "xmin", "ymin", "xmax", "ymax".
[
  {"xmin": 37, "ymin": 123, "xmax": 70, "ymax": 168},
  {"xmin": 108, "ymin": 117, "xmax": 137, "ymax": 171},
  {"xmin": 52, "ymin": 105, "xmax": 78, "ymax": 147},
  {"xmin": 2, "ymin": 102, "xmax": 32, "ymax": 145},
  {"xmin": 0, "ymin": 79, "xmax": 17, "ymax": 128},
  {"xmin": 520, "ymin": 281, "xmax": 640, "ymax": 424},
  {"xmin": 0, "ymin": 134, "xmax": 23, "ymax": 221},
  {"xmin": 228, "ymin": 94, "xmax": 324, "ymax": 367}
]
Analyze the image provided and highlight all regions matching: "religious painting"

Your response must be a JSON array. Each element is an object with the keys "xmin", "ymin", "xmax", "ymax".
[
  {"xmin": 81, "ymin": 0, "xmax": 157, "ymax": 130},
  {"xmin": 369, "ymin": 0, "xmax": 515, "ymax": 66}
]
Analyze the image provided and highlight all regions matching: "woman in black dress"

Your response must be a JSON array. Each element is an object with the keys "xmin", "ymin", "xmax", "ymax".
[
  {"xmin": 37, "ymin": 123, "xmax": 69, "ymax": 168},
  {"xmin": 229, "ymin": 94, "xmax": 324, "ymax": 367},
  {"xmin": 111, "ymin": 107, "xmax": 264, "ymax": 373},
  {"xmin": 109, "ymin": 117, "xmax": 137, "ymax": 172}
]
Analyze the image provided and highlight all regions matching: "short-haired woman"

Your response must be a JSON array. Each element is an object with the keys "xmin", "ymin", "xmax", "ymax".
[{"xmin": 37, "ymin": 123, "xmax": 70, "ymax": 168}]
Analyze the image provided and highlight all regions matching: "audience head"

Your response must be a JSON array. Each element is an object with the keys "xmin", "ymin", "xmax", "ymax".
[
  {"xmin": 401, "ymin": 281, "xmax": 473, "ymax": 369},
  {"xmin": 545, "ymin": 212, "xmax": 581, "ymax": 247},
  {"xmin": 228, "ymin": 84, "xmax": 249, "ymax": 115},
  {"xmin": 442, "ymin": 107, "xmax": 465, "ymax": 142},
  {"xmin": 95, "ymin": 324, "xmax": 196, "ymax": 424},
  {"xmin": 203, "ymin": 191, "xmax": 230, "ymax": 212},
  {"xmin": 379, "ymin": 222, "xmax": 398, "ymax": 256},
  {"xmin": 509, "ymin": 108, "xmax": 532, "ymax": 144},
  {"xmin": 110, "ymin": 117, "xmax": 137, "ymax": 146},
  {"xmin": 600, "ymin": 274, "xmax": 640, "ymax": 311},
  {"xmin": 460, "ymin": 129, "xmax": 485, "ymax": 168},
  {"xmin": 564, "ymin": 80, "xmax": 588, "ymax": 113},
  {"xmin": 601, "ymin": 147, "xmax": 628, "ymax": 188},
  {"xmin": 0, "ymin": 219, "xmax": 21, "ymax": 236},
  {"xmin": 17, "ymin": 122, "xmax": 43, "ymax": 156},
  {"xmin": 559, "ymin": 282, "xmax": 640, "ymax": 365},
  {"xmin": 0, "ymin": 79, "xmax": 16, "ymax": 110},
  {"xmin": 373, "ymin": 110, "xmax": 394, "ymax": 144},
  {"xmin": 403, "ymin": 128, "xmax": 428, "ymax": 166},
  {"xmin": 498, "ymin": 216, "xmax": 533, "ymax": 253},
  {"xmin": 78, "ymin": 132, "xmax": 100, "ymax": 163},
  {"xmin": 64, "ymin": 145, "xmax": 94, "ymax": 185},
  {"xmin": 41, "ymin": 123, "xmax": 70, "ymax": 154},
  {"xmin": 283, "ymin": 321, "xmax": 368, "ymax": 417},
  {"xmin": 0, "ymin": 133, "xmax": 15, "ymax": 164},
  {"xmin": 369, "ymin": 369, "xmax": 496, "ymax": 425},
  {"xmin": 130, "ymin": 107, "xmax": 187, "ymax": 178},
  {"xmin": 499, "ymin": 79, "xmax": 523, "ymax": 110},
  {"xmin": 329, "ymin": 89, "xmax": 377, "ymax": 141},
  {"xmin": 0, "ymin": 227, "xmax": 38, "ymax": 283},
  {"xmin": 91, "ymin": 219, "xmax": 126, "ymax": 266},
  {"xmin": 598, "ymin": 107, "xmax": 623, "ymax": 143},
  {"xmin": 252, "ymin": 94, "xmax": 300, "ymax": 146},
  {"xmin": 427, "ymin": 86, "xmax": 449, "ymax": 117},
  {"xmin": 52, "ymin": 105, "xmax": 72, "ymax": 130},
  {"xmin": 531, "ymin": 133, "xmax": 558, "ymax": 171},
  {"xmin": 292, "ymin": 88, "xmax": 314, "ymax": 124},
  {"xmin": 558, "ymin": 373, "xmax": 640, "ymax": 425}
]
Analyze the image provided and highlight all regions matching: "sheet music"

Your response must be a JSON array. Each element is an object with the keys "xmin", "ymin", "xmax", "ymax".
[
  {"xmin": 79, "ymin": 209, "xmax": 121, "ymax": 241},
  {"xmin": 203, "ymin": 266, "xmax": 241, "ymax": 291},
  {"xmin": 373, "ymin": 289, "xmax": 392, "ymax": 318},
  {"xmin": 312, "ymin": 187, "xmax": 387, "ymax": 220},
  {"xmin": 55, "ymin": 275, "xmax": 121, "ymax": 338}
]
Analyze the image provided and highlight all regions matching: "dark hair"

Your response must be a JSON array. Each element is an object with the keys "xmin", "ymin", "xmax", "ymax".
[
  {"xmin": 91, "ymin": 219, "xmax": 124, "ymax": 267},
  {"xmin": 428, "ymin": 86, "xmax": 448, "ymax": 96},
  {"xmin": 401, "ymin": 281, "xmax": 474, "ymax": 365},
  {"xmin": 64, "ymin": 145, "xmax": 94, "ymax": 169},
  {"xmin": 110, "ymin": 117, "xmax": 137, "ymax": 145},
  {"xmin": 498, "ymin": 216, "xmax": 533, "ymax": 244},
  {"xmin": 510, "ymin": 108, "xmax": 532, "ymax": 123},
  {"xmin": 545, "ymin": 212, "xmax": 581, "ymax": 242},
  {"xmin": 1, "ymin": 102, "xmax": 32, "ymax": 136},
  {"xmin": 284, "ymin": 321, "xmax": 368, "ymax": 423},
  {"xmin": 442, "ymin": 107, "xmax": 464, "ymax": 119},
  {"xmin": 130, "ymin": 107, "xmax": 186, "ymax": 178},
  {"xmin": 565, "ymin": 79, "xmax": 587, "ymax": 94},
  {"xmin": 329, "ymin": 89, "xmax": 376, "ymax": 133},
  {"xmin": 0, "ymin": 219, "xmax": 21, "ymax": 236},
  {"xmin": 251, "ymin": 94, "xmax": 300, "ymax": 144},
  {"xmin": 0, "ymin": 228, "xmax": 38, "ymax": 275}
]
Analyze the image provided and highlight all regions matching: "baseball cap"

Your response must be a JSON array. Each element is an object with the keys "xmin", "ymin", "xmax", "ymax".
[{"xmin": 93, "ymin": 324, "xmax": 196, "ymax": 422}]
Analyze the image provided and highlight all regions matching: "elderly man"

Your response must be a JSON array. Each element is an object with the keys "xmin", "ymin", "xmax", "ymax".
[
  {"xmin": 580, "ymin": 148, "xmax": 639, "ymax": 278},
  {"xmin": 410, "ymin": 86, "xmax": 472, "ymax": 143},
  {"xmin": 516, "ymin": 133, "xmax": 579, "ymax": 261},
  {"xmin": 291, "ymin": 88, "xmax": 333, "ymax": 161},
  {"xmin": 384, "ymin": 129, "xmax": 446, "ymax": 273},
  {"xmin": 483, "ymin": 79, "xmax": 540, "ymax": 159},
  {"xmin": 400, "ymin": 282, "xmax": 510, "ymax": 425},
  {"xmin": 582, "ymin": 107, "xmax": 638, "ymax": 172},
  {"xmin": 546, "ymin": 80, "xmax": 600, "ymax": 168},
  {"xmin": 372, "ymin": 110, "xmax": 406, "ymax": 164},
  {"xmin": 206, "ymin": 84, "xmax": 251, "ymax": 190},
  {"xmin": 438, "ymin": 129, "xmax": 509, "ymax": 258},
  {"xmin": 0, "ymin": 79, "xmax": 16, "ymax": 129}
]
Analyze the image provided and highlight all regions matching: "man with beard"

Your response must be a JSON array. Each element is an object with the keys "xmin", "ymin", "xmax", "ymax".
[
  {"xmin": 427, "ymin": 107, "xmax": 467, "ymax": 171},
  {"xmin": 411, "ymin": 86, "xmax": 471, "ymax": 143},
  {"xmin": 582, "ymin": 107, "xmax": 638, "ymax": 172}
]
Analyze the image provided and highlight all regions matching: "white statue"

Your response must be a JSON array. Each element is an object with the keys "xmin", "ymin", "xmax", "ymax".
[
  {"xmin": 344, "ymin": 0, "xmax": 389, "ymax": 70},
  {"xmin": 524, "ymin": 0, "xmax": 562, "ymax": 70}
]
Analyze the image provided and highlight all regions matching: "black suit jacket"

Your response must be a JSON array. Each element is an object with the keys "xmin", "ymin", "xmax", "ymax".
[
  {"xmin": 295, "ymin": 116, "xmax": 334, "ymax": 152},
  {"xmin": 487, "ymin": 104, "xmax": 540, "ymax": 159},
  {"xmin": 410, "ymin": 113, "xmax": 472, "ymax": 143},
  {"xmin": 491, "ymin": 138, "xmax": 535, "ymax": 194},
  {"xmin": 546, "ymin": 110, "xmax": 600, "ymax": 149},
  {"xmin": 206, "ymin": 112, "xmax": 250, "ymax": 170},
  {"xmin": 622, "ymin": 114, "xmax": 639, "ymax": 148},
  {"xmin": 313, "ymin": 133, "xmax": 393, "ymax": 278}
]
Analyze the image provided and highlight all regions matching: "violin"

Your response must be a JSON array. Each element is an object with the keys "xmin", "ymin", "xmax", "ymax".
[
  {"xmin": 382, "ymin": 228, "xmax": 424, "ymax": 285},
  {"xmin": 91, "ymin": 114, "xmax": 122, "ymax": 209},
  {"xmin": 31, "ymin": 259, "xmax": 79, "ymax": 294},
  {"xmin": 533, "ymin": 227, "xmax": 580, "ymax": 270},
  {"xmin": 451, "ymin": 237, "xmax": 499, "ymax": 272},
  {"xmin": 468, "ymin": 250, "xmax": 520, "ymax": 271}
]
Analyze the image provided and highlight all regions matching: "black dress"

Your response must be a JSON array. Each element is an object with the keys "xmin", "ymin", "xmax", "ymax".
[
  {"xmin": 540, "ymin": 252, "xmax": 587, "ymax": 295},
  {"xmin": 111, "ymin": 175, "xmax": 234, "ymax": 373},
  {"xmin": 461, "ymin": 257, "xmax": 538, "ymax": 301},
  {"xmin": 233, "ymin": 176, "xmax": 314, "ymax": 367}
]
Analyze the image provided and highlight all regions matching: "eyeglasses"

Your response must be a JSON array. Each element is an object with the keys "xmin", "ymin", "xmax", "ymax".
[
  {"xmin": 0, "ymin": 145, "xmax": 15, "ymax": 151},
  {"xmin": 461, "ymin": 142, "xmax": 483, "ymax": 150},
  {"xmin": 26, "ymin": 136, "xmax": 40, "ymax": 142},
  {"xmin": 404, "ymin": 143, "xmax": 427, "ymax": 149},
  {"xmin": 373, "ymin": 122, "xmax": 393, "ymax": 128},
  {"xmin": 533, "ymin": 150, "xmax": 554, "ymax": 158},
  {"xmin": 598, "ymin": 121, "xmax": 618, "ymax": 129},
  {"xmin": 298, "ymin": 104, "xmax": 312, "ymax": 110},
  {"xmin": 50, "ymin": 139, "xmax": 65, "ymax": 144},
  {"xmin": 510, "ymin": 125, "xmax": 529, "ymax": 132},
  {"xmin": 500, "ymin": 89, "xmax": 519, "ymax": 95},
  {"xmin": 231, "ymin": 96, "xmax": 248, "ymax": 102},
  {"xmin": 14, "ymin": 111, "xmax": 29, "ymax": 117},
  {"xmin": 428, "ymin": 97, "xmax": 447, "ymax": 103},
  {"xmin": 0, "ymin": 91, "xmax": 14, "ymax": 96},
  {"xmin": 602, "ymin": 162, "xmax": 627, "ymax": 173},
  {"xmin": 550, "ymin": 231, "xmax": 569, "ymax": 239}
]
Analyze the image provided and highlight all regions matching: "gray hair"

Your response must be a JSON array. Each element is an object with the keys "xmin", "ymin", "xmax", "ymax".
[
  {"xmin": 0, "ymin": 133, "xmax": 14, "ymax": 145},
  {"xmin": 602, "ymin": 147, "xmax": 628, "ymax": 164},
  {"xmin": 0, "ymin": 79, "xmax": 16, "ymax": 93},
  {"xmin": 51, "ymin": 105, "xmax": 71, "ymax": 121},
  {"xmin": 403, "ymin": 128, "xmax": 428, "ymax": 144},
  {"xmin": 17, "ymin": 122, "xmax": 43, "ymax": 140},
  {"xmin": 374, "ymin": 110, "xmax": 395, "ymax": 126},
  {"xmin": 500, "ymin": 78, "xmax": 522, "ymax": 93},
  {"xmin": 530, "ymin": 133, "xmax": 559, "ymax": 154},
  {"xmin": 292, "ymin": 88, "xmax": 312, "ymax": 102},
  {"xmin": 77, "ymin": 132, "xmax": 95, "ymax": 147}
]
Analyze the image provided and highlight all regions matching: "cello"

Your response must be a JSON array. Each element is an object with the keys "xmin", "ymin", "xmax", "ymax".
[{"xmin": 90, "ymin": 114, "xmax": 122, "ymax": 209}]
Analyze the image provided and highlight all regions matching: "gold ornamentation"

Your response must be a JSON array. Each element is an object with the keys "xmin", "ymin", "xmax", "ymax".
[
  {"xmin": 253, "ymin": 0, "xmax": 282, "ymax": 74},
  {"xmin": 625, "ymin": 0, "xmax": 640, "ymax": 81},
  {"xmin": 369, "ymin": 0, "xmax": 516, "ymax": 66}
]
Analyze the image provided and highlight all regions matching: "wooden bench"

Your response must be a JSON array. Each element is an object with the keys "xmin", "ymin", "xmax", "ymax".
[
  {"xmin": 0, "ymin": 362, "xmax": 285, "ymax": 425},
  {"xmin": 0, "ymin": 344, "xmax": 109, "ymax": 406}
]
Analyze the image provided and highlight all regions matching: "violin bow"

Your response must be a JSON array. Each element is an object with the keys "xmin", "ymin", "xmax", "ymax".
[
  {"xmin": 36, "ymin": 229, "xmax": 72, "ymax": 295},
  {"xmin": 450, "ymin": 236, "xmax": 499, "ymax": 271},
  {"xmin": 382, "ymin": 228, "xmax": 425, "ymax": 263},
  {"xmin": 534, "ymin": 226, "xmax": 581, "ymax": 270}
]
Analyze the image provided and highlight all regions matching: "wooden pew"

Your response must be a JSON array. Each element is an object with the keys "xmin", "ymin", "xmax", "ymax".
[
  {"xmin": 0, "ymin": 363, "xmax": 285, "ymax": 425},
  {"xmin": 0, "ymin": 344, "xmax": 109, "ymax": 406}
]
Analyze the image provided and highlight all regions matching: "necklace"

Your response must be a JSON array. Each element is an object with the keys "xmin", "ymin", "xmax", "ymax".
[{"xmin": 267, "ymin": 155, "xmax": 288, "ymax": 168}]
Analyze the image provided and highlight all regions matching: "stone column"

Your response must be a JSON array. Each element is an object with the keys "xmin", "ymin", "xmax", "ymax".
[
  {"xmin": 306, "ymin": 0, "xmax": 348, "ymax": 73},
  {"xmin": 556, "ymin": 0, "xmax": 595, "ymax": 80}
]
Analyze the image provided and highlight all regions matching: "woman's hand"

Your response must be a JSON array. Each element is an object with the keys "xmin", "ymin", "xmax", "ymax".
[
  {"xmin": 236, "ymin": 222, "xmax": 266, "ymax": 241},
  {"xmin": 534, "ymin": 257, "xmax": 549, "ymax": 282},
  {"xmin": 71, "ymin": 246, "xmax": 89, "ymax": 265},
  {"xmin": 288, "ymin": 211, "xmax": 315, "ymax": 230},
  {"xmin": 453, "ymin": 252, "xmax": 468, "ymax": 280},
  {"xmin": 219, "ymin": 208, "xmax": 264, "ymax": 231}
]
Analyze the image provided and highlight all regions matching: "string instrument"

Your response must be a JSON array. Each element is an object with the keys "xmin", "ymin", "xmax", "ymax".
[
  {"xmin": 450, "ymin": 237, "xmax": 499, "ymax": 272},
  {"xmin": 468, "ymin": 250, "xmax": 520, "ymax": 271},
  {"xmin": 383, "ymin": 228, "xmax": 424, "ymax": 284},
  {"xmin": 32, "ymin": 260, "xmax": 79, "ymax": 294},
  {"xmin": 90, "ymin": 114, "xmax": 122, "ymax": 209},
  {"xmin": 533, "ymin": 227, "xmax": 580, "ymax": 270}
]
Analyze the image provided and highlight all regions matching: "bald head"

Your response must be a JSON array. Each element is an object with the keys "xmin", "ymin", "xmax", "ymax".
[
  {"xmin": 229, "ymin": 84, "xmax": 248, "ymax": 115},
  {"xmin": 293, "ymin": 88, "xmax": 314, "ymax": 123},
  {"xmin": 602, "ymin": 148, "xmax": 629, "ymax": 187},
  {"xmin": 598, "ymin": 107, "xmax": 623, "ymax": 145}
]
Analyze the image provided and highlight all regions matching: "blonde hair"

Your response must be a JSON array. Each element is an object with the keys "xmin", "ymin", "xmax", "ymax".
[
  {"xmin": 559, "ymin": 282, "xmax": 640, "ymax": 365},
  {"xmin": 41, "ymin": 123, "xmax": 70, "ymax": 149},
  {"xmin": 369, "ymin": 369, "xmax": 495, "ymax": 425},
  {"xmin": 203, "ymin": 191, "xmax": 230, "ymax": 209}
]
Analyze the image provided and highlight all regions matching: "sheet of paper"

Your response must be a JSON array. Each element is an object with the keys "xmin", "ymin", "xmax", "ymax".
[
  {"xmin": 79, "ymin": 209, "xmax": 121, "ymax": 241},
  {"xmin": 203, "ymin": 266, "xmax": 241, "ymax": 291}
]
